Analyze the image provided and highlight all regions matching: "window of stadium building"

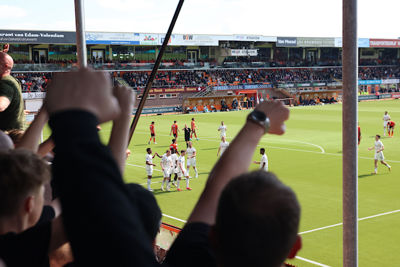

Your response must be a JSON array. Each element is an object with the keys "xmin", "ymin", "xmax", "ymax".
[
  {"xmin": 48, "ymin": 45, "xmax": 77, "ymax": 62},
  {"xmin": 111, "ymin": 45, "xmax": 135, "ymax": 61},
  {"xmin": 134, "ymin": 46, "xmax": 156, "ymax": 61},
  {"xmin": 165, "ymin": 46, "xmax": 186, "ymax": 61},
  {"xmin": 8, "ymin": 44, "xmax": 30, "ymax": 62}
]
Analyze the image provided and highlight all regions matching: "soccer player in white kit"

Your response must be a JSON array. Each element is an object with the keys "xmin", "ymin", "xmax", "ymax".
[
  {"xmin": 217, "ymin": 136, "xmax": 230, "ymax": 157},
  {"xmin": 253, "ymin": 148, "xmax": 268, "ymax": 171},
  {"xmin": 218, "ymin": 121, "xmax": 227, "ymax": 138},
  {"xmin": 170, "ymin": 149, "xmax": 179, "ymax": 186},
  {"xmin": 177, "ymin": 150, "xmax": 192, "ymax": 191},
  {"xmin": 160, "ymin": 149, "xmax": 173, "ymax": 191},
  {"xmin": 368, "ymin": 135, "xmax": 391, "ymax": 174},
  {"xmin": 186, "ymin": 141, "xmax": 198, "ymax": 178},
  {"xmin": 383, "ymin": 111, "xmax": 391, "ymax": 136},
  {"xmin": 145, "ymin": 148, "xmax": 161, "ymax": 191}
]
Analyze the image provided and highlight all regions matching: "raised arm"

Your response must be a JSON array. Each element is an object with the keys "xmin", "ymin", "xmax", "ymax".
[
  {"xmin": 188, "ymin": 100, "xmax": 289, "ymax": 224},
  {"xmin": 15, "ymin": 108, "xmax": 48, "ymax": 152},
  {"xmin": 45, "ymin": 69, "xmax": 158, "ymax": 266},
  {"xmin": 108, "ymin": 85, "xmax": 135, "ymax": 174}
]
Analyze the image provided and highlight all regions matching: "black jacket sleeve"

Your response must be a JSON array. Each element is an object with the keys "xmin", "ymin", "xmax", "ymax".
[
  {"xmin": 49, "ymin": 110, "xmax": 160, "ymax": 267},
  {"xmin": 165, "ymin": 223, "xmax": 216, "ymax": 267}
]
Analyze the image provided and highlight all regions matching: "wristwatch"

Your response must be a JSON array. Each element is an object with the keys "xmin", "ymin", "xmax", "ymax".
[{"xmin": 247, "ymin": 110, "xmax": 270, "ymax": 133}]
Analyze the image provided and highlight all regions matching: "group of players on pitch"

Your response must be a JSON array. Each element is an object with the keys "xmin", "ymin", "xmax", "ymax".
[
  {"xmin": 144, "ymin": 118, "xmax": 269, "ymax": 192},
  {"xmin": 361, "ymin": 111, "xmax": 395, "ymax": 175},
  {"xmin": 145, "ymin": 118, "xmax": 200, "ymax": 192}
]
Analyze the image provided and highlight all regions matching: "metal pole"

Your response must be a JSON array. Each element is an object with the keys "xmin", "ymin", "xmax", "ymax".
[
  {"xmin": 128, "ymin": 0, "xmax": 185, "ymax": 144},
  {"xmin": 342, "ymin": 0, "xmax": 358, "ymax": 265},
  {"xmin": 74, "ymin": 0, "xmax": 87, "ymax": 68}
]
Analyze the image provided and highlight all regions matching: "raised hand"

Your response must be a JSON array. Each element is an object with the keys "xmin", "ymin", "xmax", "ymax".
[
  {"xmin": 255, "ymin": 100, "xmax": 290, "ymax": 135},
  {"xmin": 45, "ymin": 68, "xmax": 120, "ymax": 123}
]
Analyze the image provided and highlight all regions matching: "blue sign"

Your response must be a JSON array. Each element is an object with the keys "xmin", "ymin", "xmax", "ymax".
[{"xmin": 358, "ymin": 80, "xmax": 382, "ymax": 85}]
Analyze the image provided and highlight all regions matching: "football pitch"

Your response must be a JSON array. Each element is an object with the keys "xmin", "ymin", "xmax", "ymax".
[{"xmin": 48, "ymin": 100, "xmax": 399, "ymax": 266}]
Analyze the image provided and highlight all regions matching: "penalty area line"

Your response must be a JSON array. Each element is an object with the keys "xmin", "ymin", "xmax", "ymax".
[
  {"xmin": 295, "ymin": 256, "xmax": 331, "ymax": 267},
  {"xmin": 299, "ymin": 209, "xmax": 400, "ymax": 235},
  {"xmin": 162, "ymin": 213, "xmax": 187, "ymax": 223}
]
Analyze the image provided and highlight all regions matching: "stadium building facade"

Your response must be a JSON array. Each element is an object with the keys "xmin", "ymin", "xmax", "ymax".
[{"xmin": 2, "ymin": 29, "xmax": 399, "ymax": 113}]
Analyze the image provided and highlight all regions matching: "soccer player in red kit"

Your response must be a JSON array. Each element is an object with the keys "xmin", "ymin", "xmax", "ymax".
[
  {"xmin": 170, "ymin": 120, "xmax": 180, "ymax": 138},
  {"xmin": 191, "ymin": 118, "xmax": 199, "ymax": 140},
  {"xmin": 358, "ymin": 123, "xmax": 361, "ymax": 145},
  {"xmin": 388, "ymin": 121, "xmax": 395, "ymax": 137},
  {"xmin": 148, "ymin": 121, "xmax": 156, "ymax": 144}
]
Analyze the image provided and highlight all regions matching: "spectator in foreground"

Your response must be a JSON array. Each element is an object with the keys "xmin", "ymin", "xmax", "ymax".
[
  {"xmin": 0, "ymin": 131, "xmax": 13, "ymax": 152},
  {"xmin": 45, "ymin": 68, "xmax": 160, "ymax": 266},
  {"xmin": 165, "ymin": 100, "xmax": 301, "ymax": 267},
  {"xmin": 0, "ymin": 51, "xmax": 24, "ymax": 131},
  {"xmin": 0, "ymin": 149, "xmax": 67, "ymax": 267}
]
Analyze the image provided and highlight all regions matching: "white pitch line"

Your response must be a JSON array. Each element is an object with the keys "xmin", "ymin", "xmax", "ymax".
[
  {"xmin": 300, "ymin": 209, "xmax": 400, "ymax": 235},
  {"xmin": 162, "ymin": 213, "xmax": 187, "ymax": 223},
  {"xmin": 295, "ymin": 256, "xmax": 331, "ymax": 267}
]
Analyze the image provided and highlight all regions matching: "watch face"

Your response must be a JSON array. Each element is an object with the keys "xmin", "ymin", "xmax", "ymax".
[{"xmin": 252, "ymin": 110, "xmax": 266, "ymax": 121}]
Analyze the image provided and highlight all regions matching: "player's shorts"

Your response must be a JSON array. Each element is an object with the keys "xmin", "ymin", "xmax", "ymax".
[
  {"xmin": 151, "ymin": 133, "xmax": 155, "ymax": 137},
  {"xmin": 220, "ymin": 133, "xmax": 226, "ymax": 138},
  {"xmin": 187, "ymin": 157, "xmax": 196, "ymax": 167},
  {"xmin": 146, "ymin": 166, "xmax": 153, "ymax": 176},
  {"xmin": 173, "ymin": 133, "xmax": 178, "ymax": 138},
  {"xmin": 389, "ymin": 125, "xmax": 395, "ymax": 129},
  {"xmin": 173, "ymin": 167, "xmax": 178, "ymax": 174},
  {"xmin": 178, "ymin": 168, "xmax": 187, "ymax": 178},
  {"xmin": 375, "ymin": 152, "xmax": 384, "ymax": 161},
  {"xmin": 163, "ymin": 168, "xmax": 171, "ymax": 178},
  {"xmin": 384, "ymin": 122, "xmax": 389, "ymax": 127},
  {"xmin": 185, "ymin": 135, "xmax": 190, "ymax": 142}
]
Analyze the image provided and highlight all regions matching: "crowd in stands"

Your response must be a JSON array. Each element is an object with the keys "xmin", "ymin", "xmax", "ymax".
[
  {"xmin": 13, "ymin": 57, "xmax": 400, "ymax": 69},
  {"xmin": 122, "ymin": 66, "xmax": 400, "ymax": 89},
  {"xmin": 12, "ymin": 73, "xmax": 51, "ymax": 92}
]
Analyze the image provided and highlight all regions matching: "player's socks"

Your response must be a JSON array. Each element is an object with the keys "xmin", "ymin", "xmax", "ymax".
[
  {"xmin": 388, "ymin": 165, "xmax": 391, "ymax": 171},
  {"xmin": 186, "ymin": 177, "xmax": 190, "ymax": 188},
  {"xmin": 147, "ymin": 179, "xmax": 152, "ymax": 190},
  {"xmin": 161, "ymin": 180, "xmax": 165, "ymax": 191},
  {"xmin": 195, "ymin": 169, "xmax": 198, "ymax": 178},
  {"xmin": 166, "ymin": 181, "xmax": 171, "ymax": 191},
  {"xmin": 374, "ymin": 168, "xmax": 378, "ymax": 173},
  {"xmin": 177, "ymin": 180, "xmax": 180, "ymax": 188}
]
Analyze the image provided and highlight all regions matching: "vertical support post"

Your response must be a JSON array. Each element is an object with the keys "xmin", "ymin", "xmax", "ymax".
[
  {"xmin": 74, "ymin": 0, "xmax": 87, "ymax": 68},
  {"xmin": 342, "ymin": 0, "xmax": 358, "ymax": 266}
]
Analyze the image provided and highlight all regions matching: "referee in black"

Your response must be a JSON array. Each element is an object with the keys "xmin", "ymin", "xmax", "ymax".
[{"xmin": 183, "ymin": 124, "xmax": 191, "ymax": 148}]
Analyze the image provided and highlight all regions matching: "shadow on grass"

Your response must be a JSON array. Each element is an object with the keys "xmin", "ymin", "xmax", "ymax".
[
  {"xmin": 152, "ymin": 189, "xmax": 175, "ymax": 195},
  {"xmin": 358, "ymin": 173, "xmax": 378, "ymax": 179}
]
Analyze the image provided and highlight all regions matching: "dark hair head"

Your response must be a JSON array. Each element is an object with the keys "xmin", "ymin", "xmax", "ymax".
[
  {"xmin": 0, "ymin": 149, "xmax": 51, "ymax": 218},
  {"xmin": 7, "ymin": 129, "xmax": 25, "ymax": 146},
  {"xmin": 125, "ymin": 183, "xmax": 161, "ymax": 240},
  {"xmin": 146, "ymin": 148, "xmax": 151, "ymax": 153},
  {"xmin": 192, "ymin": 118, "xmax": 194, "ymax": 120},
  {"xmin": 215, "ymin": 171, "xmax": 300, "ymax": 267},
  {"xmin": 151, "ymin": 121, "xmax": 154, "ymax": 124},
  {"xmin": 376, "ymin": 134, "xmax": 381, "ymax": 139},
  {"xmin": 260, "ymin": 148, "xmax": 265, "ymax": 154},
  {"xmin": 172, "ymin": 139, "xmax": 176, "ymax": 143},
  {"xmin": 174, "ymin": 121, "xmax": 177, "ymax": 123},
  {"xmin": 181, "ymin": 150, "xmax": 186, "ymax": 154}
]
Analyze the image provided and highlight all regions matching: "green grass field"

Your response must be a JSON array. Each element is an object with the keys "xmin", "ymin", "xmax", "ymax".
[{"xmin": 46, "ymin": 99, "xmax": 400, "ymax": 266}]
